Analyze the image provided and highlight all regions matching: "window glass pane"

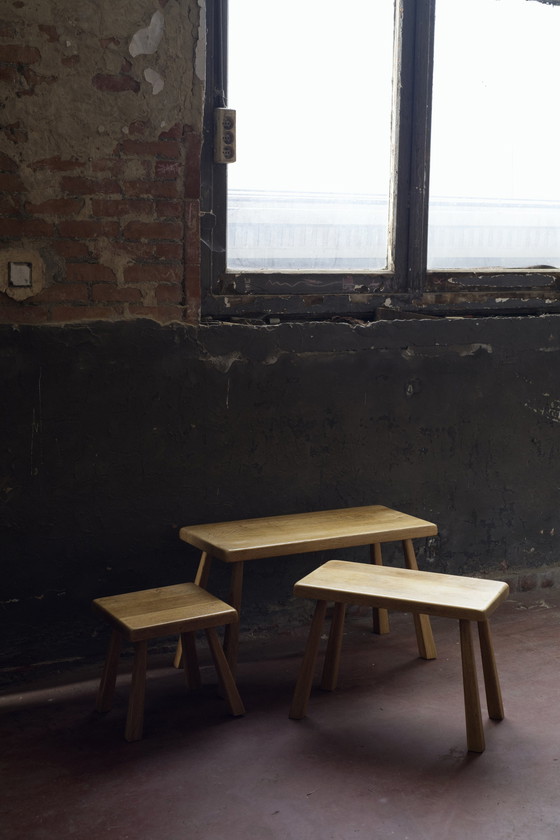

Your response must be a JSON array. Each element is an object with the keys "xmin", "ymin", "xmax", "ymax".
[
  {"xmin": 429, "ymin": 0, "xmax": 560, "ymax": 270},
  {"xmin": 227, "ymin": 0, "xmax": 394, "ymax": 271}
]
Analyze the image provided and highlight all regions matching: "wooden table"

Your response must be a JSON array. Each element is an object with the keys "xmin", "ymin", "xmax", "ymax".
[{"xmin": 177, "ymin": 504, "xmax": 438, "ymax": 670}]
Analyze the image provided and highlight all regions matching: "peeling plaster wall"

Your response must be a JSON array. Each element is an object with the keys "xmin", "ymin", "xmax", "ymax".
[
  {"xmin": 0, "ymin": 0, "xmax": 204, "ymax": 325},
  {"xmin": 2, "ymin": 316, "xmax": 560, "ymax": 676}
]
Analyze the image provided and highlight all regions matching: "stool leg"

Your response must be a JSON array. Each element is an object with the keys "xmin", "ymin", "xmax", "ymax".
[
  {"xmin": 370, "ymin": 544, "xmax": 390, "ymax": 635},
  {"xmin": 205, "ymin": 627, "xmax": 245, "ymax": 716},
  {"xmin": 125, "ymin": 640, "xmax": 148, "ymax": 742},
  {"xmin": 289, "ymin": 600, "xmax": 328, "ymax": 720},
  {"xmin": 459, "ymin": 619, "xmax": 485, "ymax": 753},
  {"xmin": 174, "ymin": 553, "xmax": 213, "ymax": 668},
  {"xmin": 96, "ymin": 630, "xmax": 122, "ymax": 713},
  {"xmin": 223, "ymin": 562, "xmax": 244, "ymax": 674},
  {"xmin": 180, "ymin": 631, "xmax": 201, "ymax": 690},
  {"xmin": 402, "ymin": 539, "xmax": 437, "ymax": 660},
  {"xmin": 321, "ymin": 602, "xmax": 347, "ymax": 691},
  {"xmin": 477, "ymin": 619, "xmax": 504, "ymax": 721}
]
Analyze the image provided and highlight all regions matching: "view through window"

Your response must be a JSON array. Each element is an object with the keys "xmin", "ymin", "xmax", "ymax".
[{"xmin": 226, "ymin": 0, "xmax": 560, "ymax": 274}]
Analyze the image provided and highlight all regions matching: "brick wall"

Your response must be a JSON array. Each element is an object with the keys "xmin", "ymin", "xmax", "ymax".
[{"xmin": 0, "ymin": 1, "xmax": 202, "ymax": 325}]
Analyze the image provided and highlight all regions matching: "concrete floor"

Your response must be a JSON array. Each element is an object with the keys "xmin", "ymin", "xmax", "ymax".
[{"xmin": 2, "ymin": 586, "xmax": 560, "ymax": 840}]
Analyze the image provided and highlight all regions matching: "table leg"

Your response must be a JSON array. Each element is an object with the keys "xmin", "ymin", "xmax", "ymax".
[
  {"xmin": 321, "ymin": 601, "xmax": 347, "ymax": 691},
  {"xmin": 125, "ymin": 640, "xmax": 148, "ymax": 742},
  {"xmin": 180, "ymin": 631, "xmax": 201, "ymax": 690},
  {"xmin": 402, "ymin": 539, "xmax": 437, "ymax": 660},
  {"xmin": 223, "ymin": 561, "xmax": 244, "ymax": 673},
  {"xmin": 96, "ymin": 629, "xmax": 122, "ymax": 712},
  {"xmin": 370, "ymin": 543, "xmax": 390, "ymax": 635},
  {"xmin": 477, "ymin": 619, "xmax": 504, "ymax": 721},
  {"xmin": 174, "ymin": 552, "xmax": 214, "ymax": 668},
  {"xmin": 289, "ymin": 600, "xmax": 328, "ymax": 720},
  {"xmin": 459, "ymin": 619, "xmax": 485, "ymax": 753}
]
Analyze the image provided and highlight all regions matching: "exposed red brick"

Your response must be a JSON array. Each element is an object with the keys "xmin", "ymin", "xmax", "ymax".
[
  {"xmin": 34, "ymin": 283, "xmax": 89, "ymax": 303},
  {"xmin": 0, "ymin": 153, "xmax": 18, "ymax": 173},
  {"xmin": 0, "ymin": 44, "xmax": 41, "ymax": 64},
  {"xmin": 38, "ymin": 24, "xmax": 59, "ymax": 42},
  {"xmin": 155, "ymin": 283, "xmax": 183, "ymax": 303},
  {"xmin": 0, "ymin": 66, "xmax": 18, "ymax": 84},
  {"xmin": 118, "ymin": 140, "xmax": 181, "ymax": 160},
  {"xmin": 114, "ymin": 242, "xmax": 157, "ymax": 260},
  {"xmin": 30, "ymin": 156, "xmax": 84, "ymax": 172},
  {"xmin": 125, "ymin": 121, "xmax": 147, "ymax": 137},
  {"xmin": 91, "ymin": 158, "xmax": 126, "ymax": 176},
  {"xmin": 50, "ymin": 305, "xmax": 123, "ymax": 323},
  {"xmin": 155, "ymin": 200, "xmax": 182, "ymax": 219},
  {"xmin": 91, "ymin": 198, "xmax": 152, "ymax": 218},
  {"xmin": 25, "ymin": 198, "xmax": 84, "ymax": 216},
  {"xmin": 184, "ymin": 200, "xmax": 200, "ymax": 266},
  {"xmin": 1, "ymin": 218, "xmax": 54, "ymax": 237},
  {"xmin": 92, "ymin": 284, "xmax": 143, "ymax": 303},
  {"xmin": 61, "ymin": 176, "xmax": 121, "ymax": 195},
  {"xmin": 0, "ymin": 172, "xmax": 24, "ymax": 191},
  {"xmin": 66, "ymin": 263, "xmax": 117, "ymax": 284},
  {"xmin": 158, "ymin": 123, "xmax": 183, "ymax": 141},
  {"xmin": 52, "ymin": 241, "xmax": 91, "ymax": 259},
  {"xmin": 123, "ymin": 264, "xmax": 182, "ymax": 284},
  {"xmin": 184, "ymin": 132, "xmax": 201, "ymax": 199},
  {"xmin": 122, "ymin": 179, "xmax": 179, "ymax": 198},
  {"xmin": 0, "ymin": 195, "xmax": 20, "ymax": 215},
  {"xmin": 61, "ymin": 55, "xmax": 80, "ymax": 67},
  {"xmin": 0, "ymin": 305, "xmax": 49, "ymax": 325},
  {"xmin": 92, "ymin": 73, "xmax": 140, "ymax": 93},
  {"xmin": 154, "ymin": 243, "xmax": 182, "ymax": 260},
  {"xmin": 122, "ymin": 220, "xmax": 182, "ymax": 242},
  {"xmin": 155, "ymin": 161, "xmax": 180, "ymax": 180},
  {"xmin": 58, "ymin": 219, "xmax": 120, "ymax": 239}
]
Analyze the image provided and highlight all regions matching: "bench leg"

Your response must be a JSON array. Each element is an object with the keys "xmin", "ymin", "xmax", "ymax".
[
  {"xmin": 289, "ymin": 600, "xmax": 328, "ymax": 720},
  {"xmin": 477, "ymin": 619, "xmax": 504, "ymax": 721},
  {"xmin": 403, "ymin": 539, "xmax": 437, "ymax": 660},
  {"xmin": 205, "ymin": 627, "xmax": 245, "ymax": 717},
  {"xmin": 125, "ymin": 640, "xmax": 148, "ymax": 742},
  {"xmin": 459, "ymin": 620, "xmax": 485, "ymax": 753},
  {"xmin": 180, "ymin": 631, "xmax": 201, "ymax": 690},
  {"xmin": 174, "ymin": 552, "xmax": 213, "ymax": 668},
  {"xmin": 370, "ymin": 544, "xmax": 390, "ymax": 635},
  {"xmin": 321, "ymin": 602, "xmax": 347, "ymax": 691},
  {"xmin": 96, "ymin": 629, "xmax": 122, "ymax": 713},
  {"xmin": 223, "ymin": 562, "xmax": 244, "ymax": 675}
]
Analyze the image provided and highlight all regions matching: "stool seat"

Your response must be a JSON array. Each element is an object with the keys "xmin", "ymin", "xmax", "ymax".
[
  {"xmin": 93, "ymin": 583, "xmax": 245, "ymax": 741},
  {"xmin": 289, "ymin": 561, "xmax": 509, "ymax": 753}
]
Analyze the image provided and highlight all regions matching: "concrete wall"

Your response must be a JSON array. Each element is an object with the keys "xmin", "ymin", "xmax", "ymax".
[
  {"xmin": 1, "ymin": 1, "xmax": 560, "ymax": 676},
  {"xmin": 2, "ymin": 316, "xmax": 560, "ymax": 673}
]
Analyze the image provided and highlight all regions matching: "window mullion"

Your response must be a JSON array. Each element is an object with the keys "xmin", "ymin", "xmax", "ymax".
[{"xmin": 391, "ymin": 0, "xmax": 436, "ymax": 294}]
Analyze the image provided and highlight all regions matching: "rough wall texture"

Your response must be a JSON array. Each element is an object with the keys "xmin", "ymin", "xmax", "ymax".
[
  {"xmin": 0, "ymin": 0, "xmax": 203, "ymax": 325},
  {"xmin": 2, "ymin": 316, "xmax": 560, "ymax": 677}
]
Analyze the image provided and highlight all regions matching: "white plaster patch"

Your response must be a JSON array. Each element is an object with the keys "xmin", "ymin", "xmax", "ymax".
[
  {"xmin": 144, "ymin": 68, "xmax": 164, "ymax": 95},
  {"xmin": 129, "ymin": 10, "xmax": 165, "ymax": 57}
]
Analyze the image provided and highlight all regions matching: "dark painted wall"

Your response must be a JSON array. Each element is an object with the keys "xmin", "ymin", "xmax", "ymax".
[{"xmin": 2, "ymin": 316, "xmax": 560, "ymax": 673}]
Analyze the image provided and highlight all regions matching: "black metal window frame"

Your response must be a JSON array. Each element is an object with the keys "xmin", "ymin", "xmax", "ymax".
[{"xmin": 200, "ymin": 0, "xmax": 560, "ymax": 322}]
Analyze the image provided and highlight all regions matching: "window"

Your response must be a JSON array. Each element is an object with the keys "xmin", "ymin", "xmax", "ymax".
[{"xmin": 201, "ymin": 0, "xmax": 560, "ymax": 320}]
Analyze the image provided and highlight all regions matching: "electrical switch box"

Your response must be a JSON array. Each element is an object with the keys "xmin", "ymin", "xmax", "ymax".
[
  {"xmin": 9, "ymin": 262, "xmax": 32, "ymax": 287},
  {"xmin": 214, "ymin": 108, "xmax": 236, "ymax": 163}
]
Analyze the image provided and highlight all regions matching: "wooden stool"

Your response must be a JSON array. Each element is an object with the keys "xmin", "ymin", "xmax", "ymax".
[
  {"xmin": 93, "ymin": 583, "xmax": 245, "ymax": 741},
  {"xmin": 289, "ymin": 561, "xmax": 509, "ymax": 753}
]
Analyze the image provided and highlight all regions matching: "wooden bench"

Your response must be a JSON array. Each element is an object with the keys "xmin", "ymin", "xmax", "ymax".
[
  {"xmin": 177, "ymin": 505, "xmax": 439, "ymax": 671},
  {"xmin": 288, "ymin": 560, "xmax": 509, "ymax": 753},
  {"xmin": 93, "ymin": 583, "xmax": 245, "ymax": 741}
]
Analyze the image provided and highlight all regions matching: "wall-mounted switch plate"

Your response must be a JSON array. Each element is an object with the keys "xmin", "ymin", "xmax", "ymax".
[
  {"xmin": 214, "ymin": 108, "xmax": 236, "ymax": 163},
  {"xmin": 9, "ymin": 262, "xmax": 32, "ymax": 287}
]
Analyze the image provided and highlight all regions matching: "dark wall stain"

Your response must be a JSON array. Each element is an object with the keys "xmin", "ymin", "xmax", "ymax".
[{"xmin": 2, "ymin": 316, "xmax": 560, "ymax": 671}]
